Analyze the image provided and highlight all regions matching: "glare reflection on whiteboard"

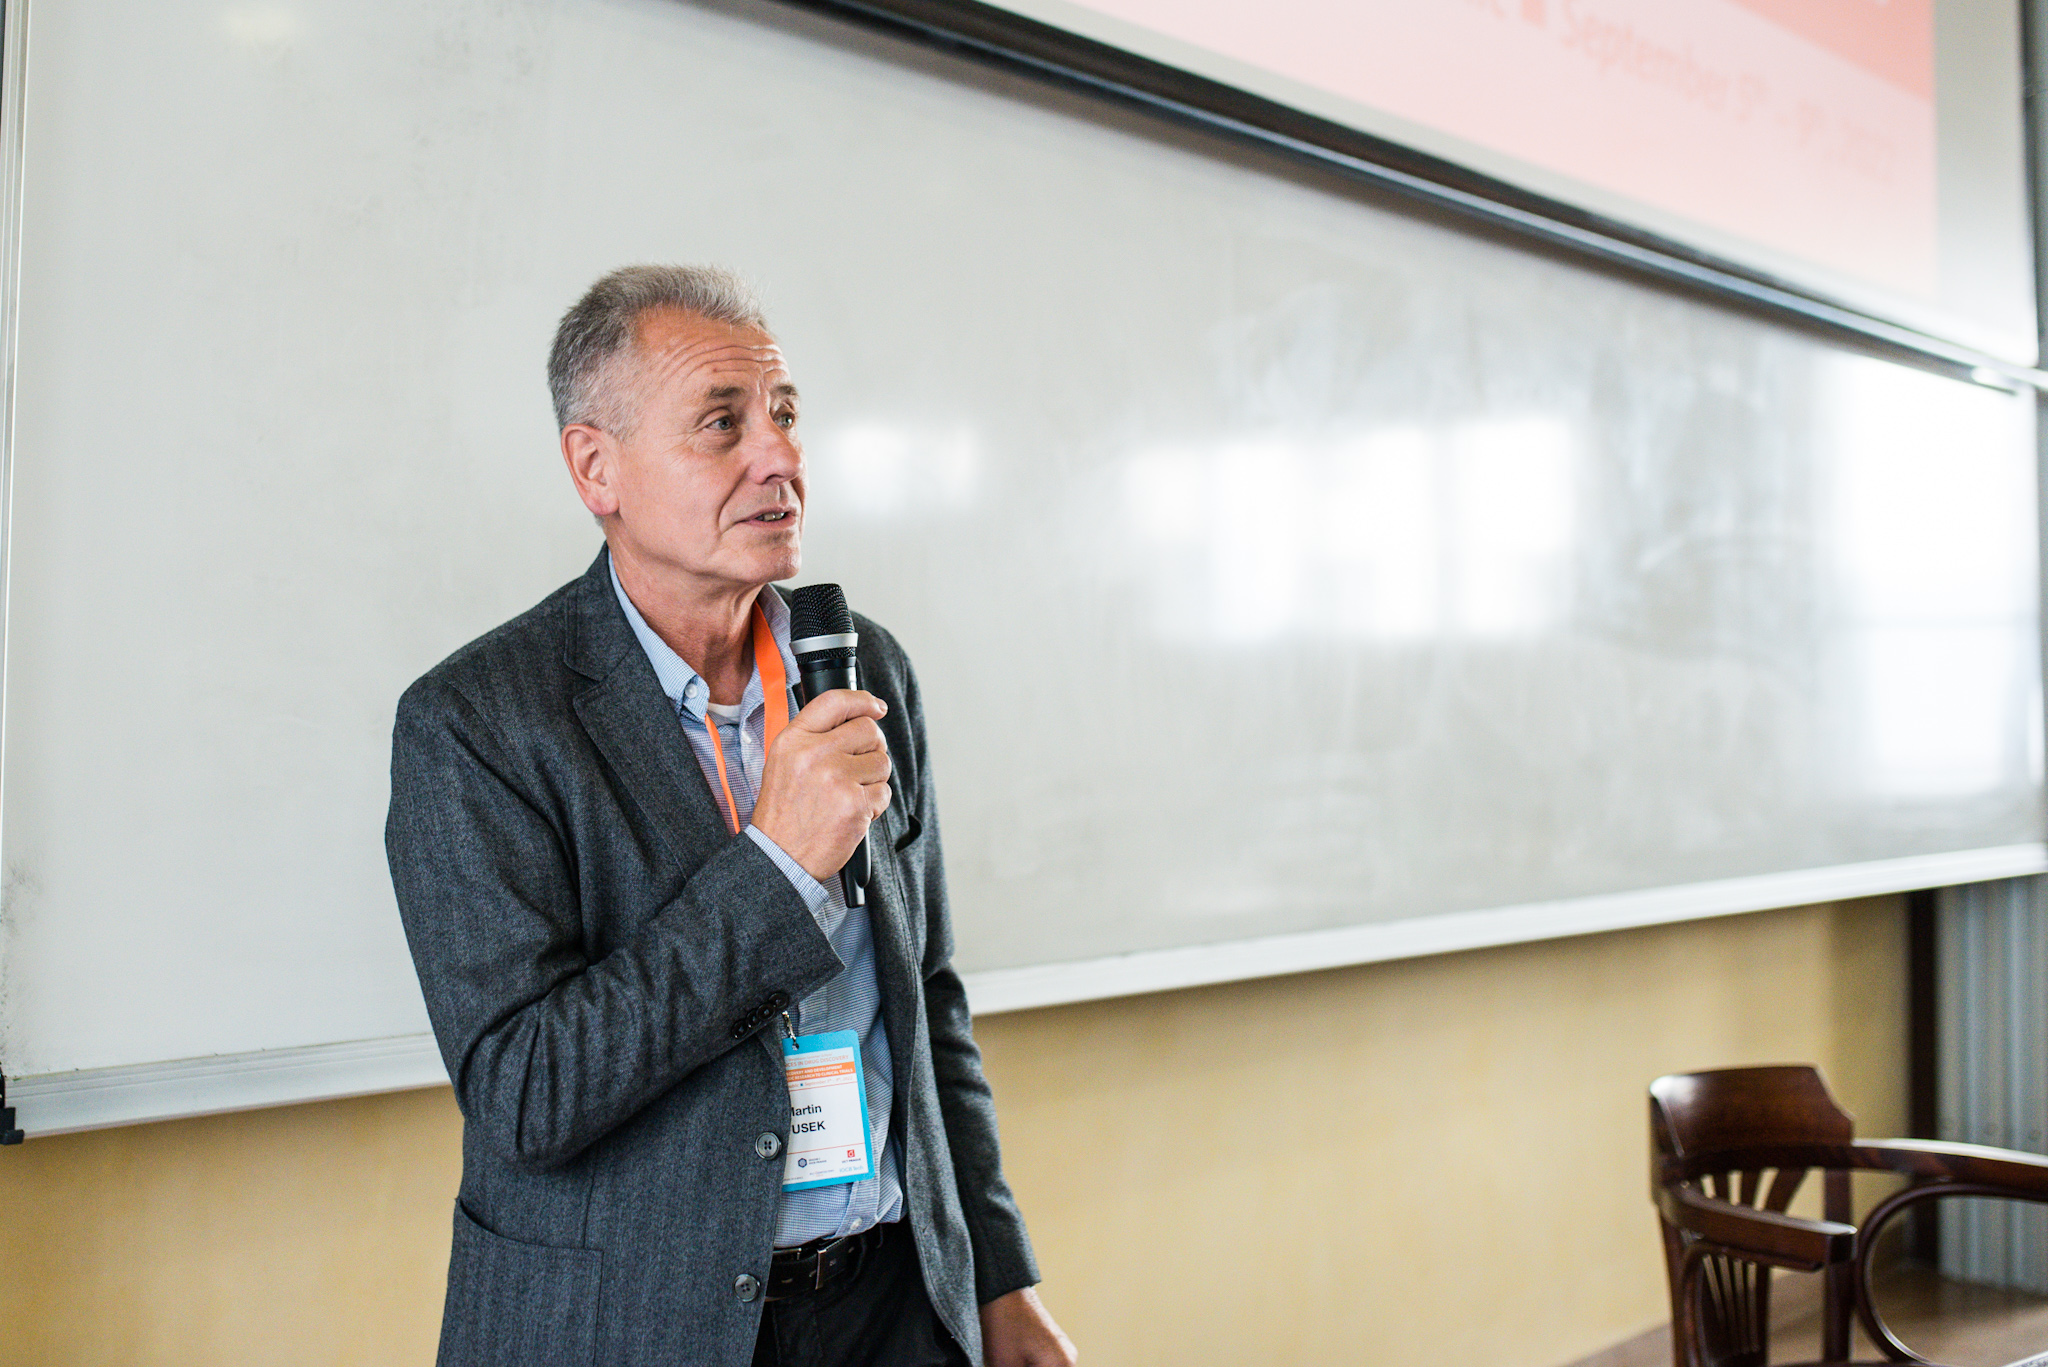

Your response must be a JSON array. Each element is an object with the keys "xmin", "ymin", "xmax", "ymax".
[
  {"xmin": 1210, "ymin": 441, "xmax": 1307, "ymax": 640},
  {"xmin": 807, "ymin": 424, "xmax": 978, "ymax": 519},
  {"xmin": 1328, "ymin": 429, "xmax": 1436, "ymax": 637},
  {"xmin": 1124, "ymin": 416, "xmax": 1575, "ymax": 642},
  {"xmin": 1449, "ymin": 417, "xmax": 1575, "ymax": 636},
  {"xmin": 221, "ymin": 7, "xmax": 302, "ymax": 50},
  {"xmin": 1825, "ymin": 357, "xmax": 2035, "ymax": 797},
  {"xmin": 1857, "ymin": 628, "xmax": 2021, "ymax": 797},
  {"xmin": 1828, "ymin": 364, "xmax": 2031, "ymax": 622}
]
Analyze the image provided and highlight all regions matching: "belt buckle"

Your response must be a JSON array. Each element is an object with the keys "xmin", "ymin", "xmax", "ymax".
[
  {"xmin": 814, "ymin": 1229, "xmax": 856, "ymax": 1292},
  {"xmin": 764, "ymin": 1227, "xmax": 869, "ymax": 1302}
]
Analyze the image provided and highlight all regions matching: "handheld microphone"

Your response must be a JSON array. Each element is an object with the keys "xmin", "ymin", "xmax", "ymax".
[{"xmin": 788, "ymin": 583, "xmax": 870, "ymax": 908}]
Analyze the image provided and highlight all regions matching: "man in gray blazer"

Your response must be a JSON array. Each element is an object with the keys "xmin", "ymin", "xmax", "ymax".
[{"xmin": 385, "ymin": 265, "xmax": 1076, "ymax": 1367}]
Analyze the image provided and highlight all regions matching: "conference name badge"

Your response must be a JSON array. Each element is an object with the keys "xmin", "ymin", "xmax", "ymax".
[{"xmin": 781, "ymin": 1030, "xmax": 875, "ymax": 1192}]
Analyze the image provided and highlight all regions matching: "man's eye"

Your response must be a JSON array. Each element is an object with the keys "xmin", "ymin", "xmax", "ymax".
[
  {"xmin": 709, "ymin": 416, "xmax": 734, "ymax": 431},
  {"xmin": 776, "ymin": 411, "xmax": 797, "ymax": 428}
]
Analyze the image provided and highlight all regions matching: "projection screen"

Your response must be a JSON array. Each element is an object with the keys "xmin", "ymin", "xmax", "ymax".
[{"xmin": 964, "ymin": 0, "xmax": 2037, "ymax": 366}]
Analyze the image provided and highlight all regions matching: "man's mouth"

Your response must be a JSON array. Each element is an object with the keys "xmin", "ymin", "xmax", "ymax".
[{"xmin": 751, "ymin": 509, "xmax": 794, "ymax": 523}]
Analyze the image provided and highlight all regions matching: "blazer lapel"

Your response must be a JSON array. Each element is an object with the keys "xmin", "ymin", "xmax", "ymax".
[{"xmin": 565, "ymin": 549, "xmax": 731, "ymax": 875}]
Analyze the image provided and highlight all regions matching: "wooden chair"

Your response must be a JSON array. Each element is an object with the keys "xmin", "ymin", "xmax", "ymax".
[{"xmin": 1651, "ymin": 1065, "xmax": 2048, "ymax": 1366}]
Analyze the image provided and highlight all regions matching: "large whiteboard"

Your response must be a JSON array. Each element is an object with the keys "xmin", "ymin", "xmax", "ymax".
[{"xmin": 1, "ymin": 0, "xmax": 2039, "ymax": 1133}]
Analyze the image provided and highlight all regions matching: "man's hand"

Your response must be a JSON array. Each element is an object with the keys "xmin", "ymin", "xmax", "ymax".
[
  {"xmin": 750, "ymin": 689, "xmax": 891, "ymax": 882},
  {"xmin": 980, "ymin": 1287, "xmax": 1077, "ymax": 1367}
]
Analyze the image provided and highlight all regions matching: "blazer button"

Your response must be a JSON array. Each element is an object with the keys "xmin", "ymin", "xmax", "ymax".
[
  {"xmin": 755, "ymin": 1132, "xmax": 782, "ymax": 1160},
  {"xmin": 734, "ymin": 1273, "xmax": 761, "ymax": 1303}
]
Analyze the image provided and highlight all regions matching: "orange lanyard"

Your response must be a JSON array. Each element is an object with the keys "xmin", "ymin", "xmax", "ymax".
[{"xmin": 704, "ymin": 603, "xmax": 792, "ymax": 835}]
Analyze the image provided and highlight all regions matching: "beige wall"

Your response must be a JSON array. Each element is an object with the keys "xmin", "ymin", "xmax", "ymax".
[
  {"xmin": 0, "ymin": 896, "xmax": 1905, "ymax": 1366},
  {"xmin": 981, "ymin": 895, "xmax": 1907, "ymax": 1367}
]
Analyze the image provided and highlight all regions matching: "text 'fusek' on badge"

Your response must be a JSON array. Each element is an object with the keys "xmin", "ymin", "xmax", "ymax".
[{"xmin": 781, "ymin": 1029, "xmax": 875, "ymax": 1192}]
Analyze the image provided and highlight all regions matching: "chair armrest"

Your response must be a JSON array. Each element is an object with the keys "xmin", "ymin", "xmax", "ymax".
[
  {"xmin": 1655, "ymin": 1183, "xmax": 1856, "ymax": 1272},
  {"xmin": 1850, "ymin": 1139, "xmax": 2048, "ymax": 1198}
]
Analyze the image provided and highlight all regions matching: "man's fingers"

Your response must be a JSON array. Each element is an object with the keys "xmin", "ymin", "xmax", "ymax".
[
  {"xmin": 754, "ymin": 689, "xmax": 892, "ymax": 879},
  {"xmin": 842, "ymin": 718, "xmax": 887, "ymax": 755},
  {"xmin": 845, "ymin": 749, "xmax": 891, "ymax": 785},
  {"xmin": 791, "ymin": 688, "xmax": 887, "ymax": 734}
]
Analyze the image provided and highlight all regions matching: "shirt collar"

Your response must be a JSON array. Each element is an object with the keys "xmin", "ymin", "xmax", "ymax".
[{"xmin": 608, "ymin": 558, "xmax": 798, "ymax": 724}]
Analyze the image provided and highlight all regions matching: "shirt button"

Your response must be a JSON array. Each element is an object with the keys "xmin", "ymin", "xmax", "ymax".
[
  {"xmin": 755, "ymin": 1132, "xmax": 782, "ymax": 1160},
  {"xmin": 734, "ymin": 1273, "xmax": 761, "ymax": 1303}
]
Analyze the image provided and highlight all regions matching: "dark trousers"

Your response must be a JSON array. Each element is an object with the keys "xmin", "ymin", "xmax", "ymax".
[{"xmin": 752, "ymin": 1223, "xmax": 971, "ymax": 1367}]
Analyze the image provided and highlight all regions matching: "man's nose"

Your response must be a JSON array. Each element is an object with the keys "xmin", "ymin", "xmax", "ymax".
[{"xmin": 746, "ymin": 417, "xmax": 802, "ymax": 483}]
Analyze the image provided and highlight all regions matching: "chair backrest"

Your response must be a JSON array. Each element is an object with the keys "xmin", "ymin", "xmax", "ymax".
[
  {"xmin": 1652, "ymin": 1065, "xmax": 1856, "ymax": 1180},
  {"xmin": 1650, "ymin": 1066, "xmax": 1858, "ymax": 1367}
]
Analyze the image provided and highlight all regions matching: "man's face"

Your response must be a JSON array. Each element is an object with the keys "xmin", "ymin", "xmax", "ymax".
[{"xmin": 580, "ymin": 306, "xmax": 804, "ymax": 597}]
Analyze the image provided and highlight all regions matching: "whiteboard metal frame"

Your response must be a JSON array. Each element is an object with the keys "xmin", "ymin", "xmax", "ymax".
[
  {"xmin": 0, "ymin": 0, "xmax": 27, "ymax": 1146},
  {"xmin": 11, "ymin": 843, "xmax": 2042, "ymax": 1137},
  {"xmin": 770, "ymin": 0, "xmax": 2048, "ymax": 391}
]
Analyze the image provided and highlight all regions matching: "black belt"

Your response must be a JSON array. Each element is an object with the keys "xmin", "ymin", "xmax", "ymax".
[{"xmin": 765, "ymin": 1223, "xmax": 888, "ymax": 1301}]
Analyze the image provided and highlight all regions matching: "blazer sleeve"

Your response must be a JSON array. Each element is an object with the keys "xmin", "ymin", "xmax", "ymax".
[
  {"xmin": 896, "ymin": 654, "xmax": 1043, "ymax": 1304},
  {"xmin": 385, "ymin": 673, "xmax": 845, "ymax": 1173}
]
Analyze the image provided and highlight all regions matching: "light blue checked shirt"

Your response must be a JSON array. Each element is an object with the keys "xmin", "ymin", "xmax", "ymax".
[{"xmin": 610, "ymin": 565, "xmax": 904, "ymax": 1247}]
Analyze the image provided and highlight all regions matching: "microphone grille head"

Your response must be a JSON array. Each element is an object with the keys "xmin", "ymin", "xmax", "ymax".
[{"xmin": 789, "ymin": 583, "xmax": 854, "ymax": 641}]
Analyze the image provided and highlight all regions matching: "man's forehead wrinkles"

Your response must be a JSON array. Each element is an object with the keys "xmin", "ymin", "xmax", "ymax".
[
  {"xmin": 633, "ymin": 312, "xmax": 781, "ymax": 370},
  {"xmin": 671, "ymin": 348, "xmax": 782, "ymax": 375},
  {"xmin": 637, "ymin": 357, "xmax": 787, "ymax": 409},
  {"xmin": 664, "ymin": 348, "xmax": 788, "ymax": 389},
  {"xmin": 691, "ymin": 364, "xmax": 791, "ymax": 398},
  {"xmin": 648, "ymin": 343, "xmax": 781, "ymax": 376},
  {"xmin": 643, "ymin": 327, "xmax": 780, "ymax": 362},
  {"xmin": 624, "ymin": 314, "xmax": 792, "ymax": 422}
]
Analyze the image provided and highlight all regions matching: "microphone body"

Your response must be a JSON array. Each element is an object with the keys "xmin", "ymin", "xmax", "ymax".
[{"xmin": 788, "ymin": 584, "xmax": 870, "ymax": 908}]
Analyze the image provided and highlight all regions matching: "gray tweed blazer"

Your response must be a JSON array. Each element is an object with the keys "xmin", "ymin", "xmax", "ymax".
[{"xmin": 385, "ymin": 549, "xmax": 1038, "ymax": 1367}]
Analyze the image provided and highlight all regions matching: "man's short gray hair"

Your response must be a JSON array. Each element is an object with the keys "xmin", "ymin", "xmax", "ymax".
[{"xmin": 548, "ymin": 264, "xmax": 768, "ymax": 433}]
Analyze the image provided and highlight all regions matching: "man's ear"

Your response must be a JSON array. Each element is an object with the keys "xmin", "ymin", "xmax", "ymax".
[{"xmin": 561, "ymin": 424, "xmax": 620, "ymax": 519}]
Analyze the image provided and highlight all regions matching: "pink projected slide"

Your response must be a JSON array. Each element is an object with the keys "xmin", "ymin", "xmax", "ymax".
[{"xmin": 1073, "ymin": 0, "xmax": 1937, "ymax": 295}]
